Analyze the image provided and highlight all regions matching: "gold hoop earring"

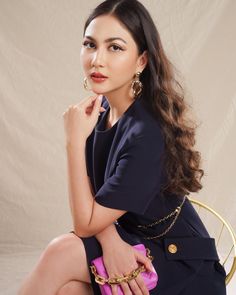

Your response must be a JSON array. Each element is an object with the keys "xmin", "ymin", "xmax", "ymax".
[
  {"xmin": 83, "ymin": 77, "xmax": 92, "ymax": 91},
  {"xmin": 131, "ymin": 72, "xmax": 143, "ymax": 98}
]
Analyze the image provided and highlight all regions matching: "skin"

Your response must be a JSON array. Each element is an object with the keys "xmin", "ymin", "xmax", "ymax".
[
  {"xmin": 80, "ymin": 14, "xmax": 148, "ymax": 128},
  {"xmin": 17, "ymin": 14, "xmax": 151, "ymax": 295}
]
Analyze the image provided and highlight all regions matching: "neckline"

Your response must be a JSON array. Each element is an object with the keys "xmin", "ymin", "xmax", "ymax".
[{"xmin": 96, "ymin": 96, "xmax": 141, "ymax": 133}]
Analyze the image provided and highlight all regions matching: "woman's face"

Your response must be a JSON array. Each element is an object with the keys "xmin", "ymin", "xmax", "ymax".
[{"xmin": 80, "ymin": 14, "xmax": 147, "ymax": 96}]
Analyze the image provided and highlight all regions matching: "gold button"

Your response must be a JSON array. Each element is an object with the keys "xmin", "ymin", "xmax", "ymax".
[{"xmin": 168, "ymin": 244, "xmax": 177, "ymax": 254}]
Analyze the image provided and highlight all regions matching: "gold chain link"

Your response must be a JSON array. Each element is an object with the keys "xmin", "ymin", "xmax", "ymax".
[
  {"xmin": 136, "ymin": 196, "xmax": 186, "ymax": 239},
  {"xmin": 90, "ymin": 247, "xmax": 154, "ymax": 285}
]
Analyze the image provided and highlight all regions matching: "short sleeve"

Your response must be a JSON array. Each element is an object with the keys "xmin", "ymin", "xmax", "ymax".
[
  {"xmin": 85, "ymin": 130, "xmax": 94, "ymax": 177},
  {"xmin": 86, "ymin": 96, "xmax": 107, "ymax": 177},
  {"xmin": 94, "ymin": 134, "xmax": 165, "ymax": 215}
]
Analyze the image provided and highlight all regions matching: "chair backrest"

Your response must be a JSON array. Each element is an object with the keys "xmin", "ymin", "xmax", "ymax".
[{"xmin": 189, "ymin": 197, "xmax": 236, "ymax": 285}]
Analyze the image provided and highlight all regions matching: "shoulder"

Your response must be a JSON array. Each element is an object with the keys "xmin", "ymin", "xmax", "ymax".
[
  {"xmin": 103, "ymin": 95, "xmax": 164, "ymax": 138},
  {"xmin": 105, "ymin": 96, "xmax": 165, "ymax": 151}
]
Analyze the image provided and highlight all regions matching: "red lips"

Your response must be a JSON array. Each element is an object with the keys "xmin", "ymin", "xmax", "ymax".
[{"xmin": 91, "ymin": 72, "xmax": 108, "ymax": 78}]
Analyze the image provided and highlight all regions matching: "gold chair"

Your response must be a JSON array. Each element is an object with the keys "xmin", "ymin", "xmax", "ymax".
[{"xmin": 189, "ymin": 197, "xmax": 236, "ymax": 285}]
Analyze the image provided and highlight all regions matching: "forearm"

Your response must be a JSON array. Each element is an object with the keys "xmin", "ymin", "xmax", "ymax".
[
  {"xmin": 95, "ymin": 223, "xmax": 122, "ymax": 249},
  {"xmin": 66, "ymin": 141, "xmax": 94, "ymax": 234},
  {"xmin": 86, "ymin": 176, "xmax": 123, "ymax": 247}
]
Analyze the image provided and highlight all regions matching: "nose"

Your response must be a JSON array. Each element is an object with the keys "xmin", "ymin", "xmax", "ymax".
[{"xmin": 91, "ymin": 48, "xmax": 105, "ymax": 68}]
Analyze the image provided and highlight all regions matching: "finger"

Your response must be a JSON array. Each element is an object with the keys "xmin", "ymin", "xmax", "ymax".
[
  {"xmin": 128, "ymin": 279, "xmax": 142, "ymax": 295},
  {"xmin": 111, "ymin": 284, "xmax": 118, "ymax": 295},
  {"xmin": 85, "ymin": 93, "xmax": 102, "ymax": 104},
  {"xmin": 134, "ymin": 251, "xmax": 153, "ymax": 272},
  {"xmin": 62, "ymin": 104, "xmax": 73, "ymax": 115},
  {"xmin": 94, "ymin": 94, "xmax": 103, "ymax": 108},
  {"xmin": 86, "ymin": 106, "xmax": 105, "ymax": 114},
  {"xmin": 134, "ymin": 274, "xmax": 150, "ymax": 295},
  {"xmin": 79, "ymin": 95, "xmax": 97, "ymax": 108},
  {"xmin": 90, "ymin": 95, "xmax": 103, "ymax": 118},
  {"xmin": 99, "ymin": 105, "xmax": 106, "ymax": 116},
  {"xmin": 119, "ymin": 281, "xmax": 132, "ymax": 295},
  {"xmin": 82, "ymin": 95, "xmax": 103, "ymax": 115},
  {"xmin": 62, "ymin": 106, "xmax": 72, "ymax": 117},
  {"xmin": 86, "ymin": 105, "xmax": 105, "ymax": 110}
]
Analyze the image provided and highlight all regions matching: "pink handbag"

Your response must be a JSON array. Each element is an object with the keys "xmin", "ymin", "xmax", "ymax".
[{"xmin": 90, "ymin": 243, "xmax": 158, "ymax": 295}]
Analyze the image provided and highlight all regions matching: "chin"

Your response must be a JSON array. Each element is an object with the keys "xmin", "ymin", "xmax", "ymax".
[
  {"xmin": 90, "ymin": 82, "xmax": 124, "ymax": 96},
  {"xmin": 91, "ymin": 87, "xmax": 113, "ymax": 96}
]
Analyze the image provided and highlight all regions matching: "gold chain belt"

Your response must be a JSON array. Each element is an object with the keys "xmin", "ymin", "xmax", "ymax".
[{"xmin": 135, "ymin": 196, "xmax": 186, "ymax": 239}]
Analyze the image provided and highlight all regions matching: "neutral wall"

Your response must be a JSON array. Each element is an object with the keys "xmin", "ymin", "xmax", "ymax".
[{"xmin": 0, "ymin": 0, "xmax": 235, "ymax": 294}]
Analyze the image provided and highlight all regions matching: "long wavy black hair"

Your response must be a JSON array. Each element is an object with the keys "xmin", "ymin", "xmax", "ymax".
[{"xmin": 83, "ymin": 0, "xmax": 204, "ymax": 197}]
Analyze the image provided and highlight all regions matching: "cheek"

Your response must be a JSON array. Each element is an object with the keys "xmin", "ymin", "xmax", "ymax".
[
  {"xmin": 110, "ymin": 54, "xmax": 136, "ymax": 79},
  {"xmin": 80, "ymin": 50, "xmax": 90, "ymax": 69}
]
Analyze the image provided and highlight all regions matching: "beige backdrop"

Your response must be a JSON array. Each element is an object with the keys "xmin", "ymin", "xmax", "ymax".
[{"xmin": 0, "ymin": 0, "xmax": 235, "ymax": 294}]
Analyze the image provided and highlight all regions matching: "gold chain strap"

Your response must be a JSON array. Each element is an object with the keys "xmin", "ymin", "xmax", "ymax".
[
  {"xmin": 90, "ymin": 247, "xmax": 154, "ymax": 285},
  {"xmin": 136, "ymin": 196, "xmax": 186, "ymax": 239}
]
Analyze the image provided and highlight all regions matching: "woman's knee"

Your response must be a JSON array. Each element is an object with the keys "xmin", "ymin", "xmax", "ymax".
[
  {"xmin": 41, "ymin": 233, "xmax": 82, "ymax": 261},
  {"xmin": 17, "ymin": 233, "xmax": 91, "ymax": 295},
  {"xmin": 37, "ymin": 233, "xmax": 91, "ymax": 283}
]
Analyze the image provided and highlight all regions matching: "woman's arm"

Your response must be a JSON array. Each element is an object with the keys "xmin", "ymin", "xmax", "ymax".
[
  {"xmin": 95, "ymin": 223, "xmax": 123, "ymax": 248},
  {"xmin": 67, "ymin": 151, "xmax": 122, "ymax": 244},
  {"xmin": 86, "ymin": 175, "xmax": 122, "ymax": 246},
  {"xmin": 66, "ymin": 144, "xmax": 153, "ymax": 295},
  {"xmin": 84, "ymin": 174, "xmax": 122, "ymax": 246},
  {"xmin": 66, "ymin": 141, "xmax": 126, "ymax": 237}
]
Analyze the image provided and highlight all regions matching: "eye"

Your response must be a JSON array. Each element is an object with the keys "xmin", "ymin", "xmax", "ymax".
[
  {"xmin": 110, "ymin": 44, "xmax": 123, "ymax": 52},
  {"xmin": 82, "ymin": 41, "xmax": 96, "ymax": 49}
]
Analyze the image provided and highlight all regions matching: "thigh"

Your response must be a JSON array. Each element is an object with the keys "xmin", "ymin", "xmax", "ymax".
[
  {"xmin": 39, "ymin": 232, "xmax": 92, "ymax": 284},
  {"xmin": 56, "ymin": 280, "xmax": 93, "ymax": 295}
]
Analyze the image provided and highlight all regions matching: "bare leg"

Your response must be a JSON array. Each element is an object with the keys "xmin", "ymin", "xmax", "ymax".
[
  {"xmin": 17, "ymin": 233, "xmax": 93, "ymax": 295},
  {"xmin": 56, "ymin": 280, "xmax": 93, "ymax": 295}
]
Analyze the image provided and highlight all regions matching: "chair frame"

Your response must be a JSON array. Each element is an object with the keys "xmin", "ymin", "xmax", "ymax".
[{"xmin": 189, "ymin": 197, "xmax": 236, "ymax": 285}]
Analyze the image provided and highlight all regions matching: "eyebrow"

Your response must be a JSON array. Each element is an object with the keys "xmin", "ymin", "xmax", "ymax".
[{"xmin": 84, "ymin": 35, "xmax": 127, "ymax": 44}]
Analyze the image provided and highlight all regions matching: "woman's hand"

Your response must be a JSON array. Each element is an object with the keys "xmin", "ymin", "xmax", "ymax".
[
  {"xmin": 63, "ymin": 94, "xmax": 106, "ymax": 145},
  {"xmin": 102, "ymin": 239, "xmax": 153, "ymax": 295}
]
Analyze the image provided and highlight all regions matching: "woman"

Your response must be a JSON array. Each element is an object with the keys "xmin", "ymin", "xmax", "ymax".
[{"xmin": 18, "ymin": 0, "xmax": 227, "ymax": 294}]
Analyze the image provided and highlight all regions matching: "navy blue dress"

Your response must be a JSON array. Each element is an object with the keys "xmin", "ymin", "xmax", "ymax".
[{"xmin": 71, "ymin": 95, "xmax": 226, "ymax": 294}]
